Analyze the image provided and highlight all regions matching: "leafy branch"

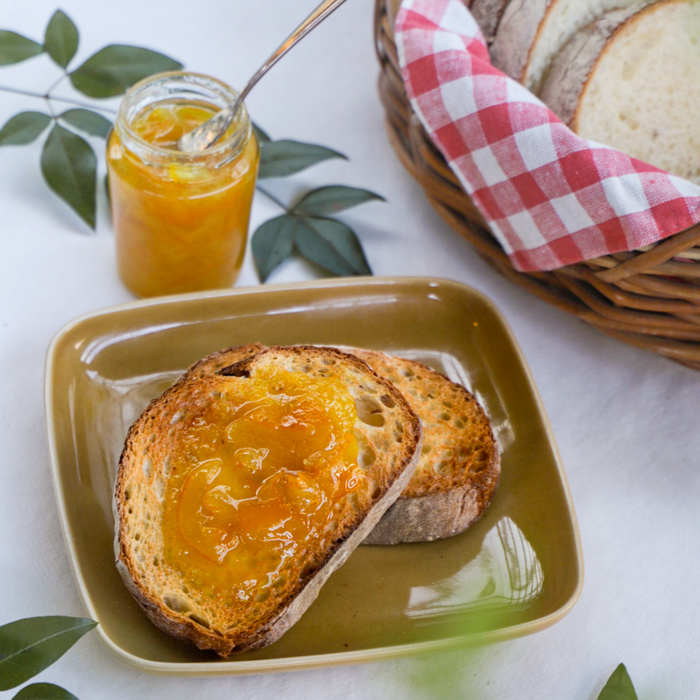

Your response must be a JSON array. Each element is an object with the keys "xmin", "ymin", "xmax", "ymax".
[
  {"xmin": 1, "ymin": 11, "xmax": 382, "ymax": 282},
  {"xmin": 0, "ymin": 9, "xmax": 181, "ymax": 228},
  {"xmin": 251, "ymin": 122, "xmax": 382, "ymax": 281}
]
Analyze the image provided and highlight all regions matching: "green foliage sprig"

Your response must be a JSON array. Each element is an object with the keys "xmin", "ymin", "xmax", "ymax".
[
  {"xmin": 0, "ymin": 616, "xmax": 96, "ymax": 698},
  {"xmin": 251, "ymin": 122, "xmax": 382, "ymax": 282},
  {"xmin": 0, "ymin": 10, "xmax": 181, "ymax": 229},
  {"xmin": 0, "ymin": 11, "xmax": 381, "ymax": 283}
]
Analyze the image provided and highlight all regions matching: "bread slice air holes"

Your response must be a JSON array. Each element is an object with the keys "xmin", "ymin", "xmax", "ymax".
[
  {"xmin": 357, "ymin": 440, "xmax": 376, "ymax": 469},
  {"xmin": 189, "ymin": 614, "xmax": 211, "ymax": 630},
  {"xmin": 354, "ymin": 395, "xmax": 386, "ymax": 427},
  {"xmin": 152, "ymin": 474, "xmax": 165, "ymax": 502},
  {"xmin": 379, "ymin": 393, "xmax": 395, "ymax": 408},
  {"xmin": 170, "ymin": 410, "xmax": 185, "ymax": 425},
  {"xmin": 350, "ymin": 349, "xmax": 499, "ymax": 546},
  {"xmin": 163, "ymin": 595, "xmax": 191, "ymax": 614}
]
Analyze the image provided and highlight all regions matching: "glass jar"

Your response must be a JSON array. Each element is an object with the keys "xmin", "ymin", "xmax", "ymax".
[{"xmin": 107, "ymin": 72, "xmax": 259, "ymax": 298}]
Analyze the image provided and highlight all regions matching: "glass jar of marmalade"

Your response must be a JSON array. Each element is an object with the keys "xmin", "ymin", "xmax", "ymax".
[{"xmin": 106, "ymin": 72, "xmax": 259, "ymax": 298}]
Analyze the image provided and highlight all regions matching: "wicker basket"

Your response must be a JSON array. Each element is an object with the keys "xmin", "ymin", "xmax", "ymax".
[{"xmin": 375, "ymin": 0, "xmax": 700, "ymax": 370}]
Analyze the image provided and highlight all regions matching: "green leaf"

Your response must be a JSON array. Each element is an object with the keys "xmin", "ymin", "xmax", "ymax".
[
  {"xmin": 293, "ymin": 185, "xmax": 385, "ymax": 216},
  {"xmin": 0, "ymin": 616, "xmax": 97, "ymax": 691},
  {"xmin": 0, "ymin": 112, "xmax": 52, "ymax": 146},
  {"xmin": 69, "ymin": 45, "xmax": 182, "ymax": 98},
  {"xmin": 252, "ymin": 122, "xmax": 271, "ymax": 144},
  {"xmin": 43, "ymin": 10, "xmax": 78, "ymax": 68},
  {"xmin": 294, "ymin": 216, "xmax": 372, "ymax": 277},
  {"xmin": 258, "ymin": 140, "xmax": 347, "ymax": 179},
  {"xmin": 252, "ymin": 214, "xmax": 296, "ymax": 282},
  {"xmin": 60, "ymin": 109, "xmax": 112, "ymax": 138},
  {"xmin": 13, "ymin": 682, "xmax": 78, "ymax": 700},
  {"xmin": 40, "ymin": 124, "xmax": 97, "ymax": 229},
  {"xmin": 0, "ymin": 31, "xmax": 43, "ymax": 65},
  {"xmin": 597, "ymin": 664, "xmax": 638, "ymax": 700}
]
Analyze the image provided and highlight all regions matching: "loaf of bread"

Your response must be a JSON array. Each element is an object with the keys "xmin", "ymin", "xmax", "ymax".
[
  {"xmin": 113, "ymin": 345, "xmax": 422, "ymax": 656},
  {"xmin": 351, "ymin": 350, "xmax": 500, "ymax": 545},
  {"xmin": 488, "ymin": 0, "xmax": 652, "ymax": 93},
  {"xmin": 540, "ymin": 0, "xmax": 700, "ymax": 183},
  {"xmin": 475, "ymin": 0, "xmax": 700, "ymax": 182}
]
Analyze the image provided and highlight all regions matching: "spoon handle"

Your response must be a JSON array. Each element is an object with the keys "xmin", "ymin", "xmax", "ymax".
[{"xmin": 179, "ymin": 0, "xmax": 350, "ymax": 152}]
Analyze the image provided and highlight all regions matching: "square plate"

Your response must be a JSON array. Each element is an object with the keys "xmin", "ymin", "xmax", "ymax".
[{"xmin": 45, "ymin": 277, "xmax": 582, "ymax": 675}]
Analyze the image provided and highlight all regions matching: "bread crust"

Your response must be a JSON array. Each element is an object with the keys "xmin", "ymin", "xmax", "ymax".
[
  {"xmin": 489, "ymin": 0, "xmax": 552, "ymax": 81},
  {"xmin": 349, "ymin": 350, "xmax": 500, "ymax": 545},
  {"xmin": 538, "ymin": 6, "xmax": 641, "ymax": 127},
  {"xmin": 362, "ymin": 476, "xmax": 497, "ymax": 545},
  {"xmin": 114, "ymin": 345, "xmax": 421, "ymax": 656},
  {"xmin": 470, "ymin": 0, "xmax": 512, "ymax": 44}
]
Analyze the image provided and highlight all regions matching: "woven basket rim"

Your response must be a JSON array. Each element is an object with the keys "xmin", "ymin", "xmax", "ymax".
[{"xmin": 374, "ymin": 0, "xmax": 700, "ymax": 370}]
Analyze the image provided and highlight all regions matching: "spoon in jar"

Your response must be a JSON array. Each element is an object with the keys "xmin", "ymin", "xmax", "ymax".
[{"xmin": 178, "ymin": 0, "xmax": 350, "ymax": 152}]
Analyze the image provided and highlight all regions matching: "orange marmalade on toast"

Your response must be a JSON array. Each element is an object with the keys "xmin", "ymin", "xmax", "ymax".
[
  {"xmin": 161, "ymin": 367, "xmax": 370, "ymax": 601},
  {"xmin": 107, "ymin": 73, "xmax": 259, "ymax": 298}
]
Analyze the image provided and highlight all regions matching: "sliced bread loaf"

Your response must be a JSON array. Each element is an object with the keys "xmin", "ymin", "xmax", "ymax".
[
  {"xmin": 114, "ymin": 345, "xmax": 422, "ymax": 656},
  {"xmin": 490, "ymin": 0, "xmax": 651, "ymax": 92},
  {"xmin": 540, "ymin": 0, "xmax": 700, "ymax": 183},
  {"xmin": 351, "ymin": 350, "xmax": 500, "ymax": 545}
]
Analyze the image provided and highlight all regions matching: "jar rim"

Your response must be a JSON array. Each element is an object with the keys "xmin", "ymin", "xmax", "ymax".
[{"xmin": 115, "ymin": 71, "xmax": 251, "ymax": 163}]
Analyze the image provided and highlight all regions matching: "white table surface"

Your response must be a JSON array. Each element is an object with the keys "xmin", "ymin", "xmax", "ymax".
[{"xmin": 1, "ymin": 0, "xmax": 699, "ymax": 697}]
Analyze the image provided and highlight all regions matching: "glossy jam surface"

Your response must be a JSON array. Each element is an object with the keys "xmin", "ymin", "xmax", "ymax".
[
  {"xmin": 107, "ymin": 99, "xmax": 259, "ymax": 298},
  {"xmin": 161, "ymin": 368, "xmax": 369, "ymax": 602}
]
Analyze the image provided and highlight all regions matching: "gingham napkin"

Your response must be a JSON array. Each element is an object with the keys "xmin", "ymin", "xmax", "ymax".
[{"xmin": 395, "ymin": 0, "xmax": 700, "ymax": 271}]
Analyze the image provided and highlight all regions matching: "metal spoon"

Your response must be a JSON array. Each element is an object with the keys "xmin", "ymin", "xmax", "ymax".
[{"xmin": 178, "ymin": 0, "xmax": 350, "ymax": 152}]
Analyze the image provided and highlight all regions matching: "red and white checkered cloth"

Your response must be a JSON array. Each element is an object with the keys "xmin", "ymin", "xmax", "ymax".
[{"xmin": 395, "ymin": 0, "xmax": 700, "ymax": 271}]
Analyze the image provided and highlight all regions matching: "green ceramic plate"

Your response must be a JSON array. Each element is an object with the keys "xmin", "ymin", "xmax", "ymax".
[{"xmin": 45, "ymin": 277, "xmax": 582, "ymax": 675}]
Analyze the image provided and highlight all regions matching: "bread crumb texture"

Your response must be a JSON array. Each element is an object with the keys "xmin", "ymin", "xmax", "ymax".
[
  {"xmin": 524, "ymin": 0, "xmax": 652, "ymax": 93},
  {"xmin": 352, "ymin": 350, "xmax": 499, "ymax": 497},
  {"xmin": 576, "ymin": 0, "xmax": 700, "ymax": 182}
]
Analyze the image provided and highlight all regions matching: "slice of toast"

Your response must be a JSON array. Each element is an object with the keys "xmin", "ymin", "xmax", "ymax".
[
  {"xmin": 114, "ymin": 345, "xmax": 421, "ymax": 656},
  {"xmin": 185, "ymin": 344, "xmax": 500, "ymax": 544},
  {"xmin": 350, "ymin": 350, "xmax": 500, "ymax": 545}
]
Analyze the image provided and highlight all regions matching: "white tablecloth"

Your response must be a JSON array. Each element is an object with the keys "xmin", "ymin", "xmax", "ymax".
[{"xmin": 1, "ymin": 0, "xmax": 699, "ymax": 697}]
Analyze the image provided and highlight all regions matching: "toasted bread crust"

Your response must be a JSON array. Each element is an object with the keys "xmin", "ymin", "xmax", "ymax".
[
  {"xmin": 350, "ymin": 350, "xmax": 500, "ymax": 544},
  {"xmin": 114, "ymin": 345, "xmax": 421, "ymax": 656}
]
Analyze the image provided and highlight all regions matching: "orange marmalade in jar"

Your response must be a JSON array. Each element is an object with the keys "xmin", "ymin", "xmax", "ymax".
[{"xmin": 107, "ymin": 72, "xmax": 259, "ymax": 298}]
